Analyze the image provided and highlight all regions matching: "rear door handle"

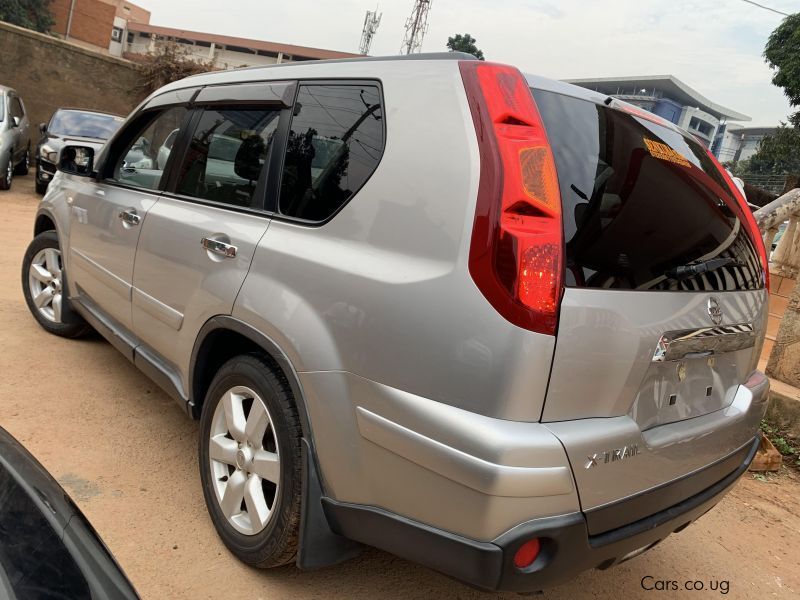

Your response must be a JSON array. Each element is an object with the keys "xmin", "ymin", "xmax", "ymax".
[
  {"xmin": 202, "ymin": 237, "xmax": 237, "ymax": 258},
  {"xmin": 119, "ymin": 209, "xmax": 141, "ymax": 226}
]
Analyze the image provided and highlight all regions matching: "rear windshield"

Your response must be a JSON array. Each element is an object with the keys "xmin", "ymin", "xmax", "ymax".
[
  {"xmin": 49, "ymin": 110, "xmax": 123, "ymax": 140},
  {"xmin": 532, "ymin": 88, "xmax": 763, "ymax": 292}
]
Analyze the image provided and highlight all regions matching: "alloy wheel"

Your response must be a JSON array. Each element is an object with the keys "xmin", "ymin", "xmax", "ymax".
[
  {"xmin": 209, "ymin": 385, "xmax": 280, "ymax": 536},
  {"xmin": 27, "ymin": 247, "xmax": 63, "ymax": 322}
]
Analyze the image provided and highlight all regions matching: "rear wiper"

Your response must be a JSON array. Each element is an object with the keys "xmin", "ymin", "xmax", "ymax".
[{"xmin": 666, "ymin": 257, "xmax": 744, "ymax": 280}]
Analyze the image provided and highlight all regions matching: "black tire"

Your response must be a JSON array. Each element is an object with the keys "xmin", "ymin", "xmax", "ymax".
[
  {"xmin": 35, "ymin": 178, "xmax": 48, "ymax": 195},
  {"xmin": 0, "ymin": 153, "xmax": 12, "ymax": 190},
  {"xmin": 21, "ymin": 231, "xmax": 90, "ymax": 338},
  {"xmin": 199, "ymin": 354, "xmax": 302, "ymax": 568},
  {"xmin": 14, "ymin": 146, "xmax": 30, "ymax": 176}
]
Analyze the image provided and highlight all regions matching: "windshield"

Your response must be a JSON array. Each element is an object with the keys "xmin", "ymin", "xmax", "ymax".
[
  {"xmin": 49, "ymin": 110, "xmax": 123, "ymax": 140},
  {"xmin": 532, "ymin": 88, "xmax": 763, "ymax": 292}
]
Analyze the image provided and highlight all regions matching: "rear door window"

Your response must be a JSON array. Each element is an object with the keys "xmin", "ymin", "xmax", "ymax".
[
  {"xmin": 532, "ymin": 88, "xmax": 762, "ymax": 292},
  {"xmin": 279, "ymin": 84, "xmax": 384, "ymax": 222},
  {"xmin": 173, "ymin": 107, "xmax": 281, "ymax": 209}
]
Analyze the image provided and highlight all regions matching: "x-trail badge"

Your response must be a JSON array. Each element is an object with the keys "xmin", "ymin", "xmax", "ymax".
[{"xmin": 707, "ymin": 297, "xmax": 723, "ymax": 325}]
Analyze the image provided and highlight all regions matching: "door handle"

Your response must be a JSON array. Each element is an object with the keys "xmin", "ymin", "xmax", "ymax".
[
  {"xmin": 119, "ymin": 209, "xmax": 141, "ymax": 226},
  {"xmin": 202, "ymin": 237, "xmax": 237, "ymax": 258}
]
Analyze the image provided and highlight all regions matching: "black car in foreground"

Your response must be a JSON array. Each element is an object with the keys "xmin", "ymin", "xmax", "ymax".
[
  {"xmin": 36, "ymin": 109, "xmax": 123, "ymax": 194},
  {"xmin": 0, "ymin": 426, "xmax": 138, "ymax": 599}
]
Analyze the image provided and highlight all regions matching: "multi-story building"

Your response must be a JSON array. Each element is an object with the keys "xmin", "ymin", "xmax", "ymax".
[
  {"xmin": 48, "ymin": 0, "xmax": 358, "ymax": 66},
  {"xmin": 50, "ymin": 0, "xmax": 150, "ymax": 54},
  {"xmin": 714, "ymin": 125, "xmax": 777, "ymax": 164},
  {"xmin": 123, "ymin": 23, "xmax": 360, "ymax": 68},
  {"xmin": 566, "ymin": 75, "xmax": 751, "ymax": 153}
]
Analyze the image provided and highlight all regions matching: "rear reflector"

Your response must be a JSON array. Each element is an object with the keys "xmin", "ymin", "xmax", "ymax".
[
  {"xmin": 460, "ymin": 61, "xmax": 564, "ymax": 335},
  {"xmin": 513, "ymin": 538, "xmax": 542, "ymax": 569}
]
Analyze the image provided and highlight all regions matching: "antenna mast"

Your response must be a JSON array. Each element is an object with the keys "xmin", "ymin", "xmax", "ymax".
[
  {"xmin": 358, "ymin": 8, "xmax": 382, "ymax": 55},
  {"xmin": 401, "ymin": 0, "xmax": 432, "ymax": 55}
]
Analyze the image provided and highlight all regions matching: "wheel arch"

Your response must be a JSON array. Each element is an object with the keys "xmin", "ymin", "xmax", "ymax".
[
  {"xmin": 189, "ymin": 316, "xmax": 312, "ymax": 438},
  {"xmin": 34, "ymin": 211, "xmax": 57, "ymax": 236}
]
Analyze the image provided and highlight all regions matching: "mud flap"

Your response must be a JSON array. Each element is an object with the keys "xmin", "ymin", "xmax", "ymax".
[{"xmin": 297, "ymin": 438, "xmax": 362, "ymax": 569}]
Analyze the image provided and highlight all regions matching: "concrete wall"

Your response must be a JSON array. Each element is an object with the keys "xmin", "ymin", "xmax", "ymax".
[
  {"xmin": 51, "ymin": 0, "xmax": 116, "ymax": 49},
  {"xmin": 0, "ymin": 21, "xmax": 143, "ymax": 130}
]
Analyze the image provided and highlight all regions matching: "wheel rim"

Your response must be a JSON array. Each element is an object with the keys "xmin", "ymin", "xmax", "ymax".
[
  {"xmin": 209, "ymin": 385, "xmax": 280, "ymax": 536},
  {"xmin": 6, "ymin": 157, "xmax": 12, "ymax": 186},
  {"xmin": 28, "ymin": 247, "xmax": 63, "ymax": 322},
  {"xmin": 25, "ymin": 150, "xmax": 29, "ymax": 169}
]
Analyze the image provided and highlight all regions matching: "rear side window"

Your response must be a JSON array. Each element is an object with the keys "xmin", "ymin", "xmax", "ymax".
[
  {"xmin": 532, "ymin": 89, "xmax": 762, "ymax": 291},
  {"xmin": 279, "ymin": 84, "xmax": 384, "ymax": 222},
  {"xmin": 174, "ymin": 107, "xmax": 281, "ymax": 208}
]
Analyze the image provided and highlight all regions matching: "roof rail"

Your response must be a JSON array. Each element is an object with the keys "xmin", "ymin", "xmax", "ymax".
[{"xmin": 184, "ymin": 52, "xmax": 479, "ymax": 79}]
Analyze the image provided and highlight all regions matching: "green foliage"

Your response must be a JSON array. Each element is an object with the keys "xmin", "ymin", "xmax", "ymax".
[
  {"xmin": 446, "ymin": 33, "xmax": 485, "ymax": 60},
  {"xmin": 739, "ymin": 124, "xmax": 800, "ymax": 176},
  {"xmin": 765, "ymin": 13, "xmax": 800, "ymax": 118},
  {"xmin": 0, "ymin": 0, "xmax": 54, "ymax": 33}
]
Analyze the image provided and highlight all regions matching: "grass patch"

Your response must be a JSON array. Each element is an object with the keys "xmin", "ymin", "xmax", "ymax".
[{"xmin": 761, "ymin": 419, "xmax": 800, "ymax": 471}]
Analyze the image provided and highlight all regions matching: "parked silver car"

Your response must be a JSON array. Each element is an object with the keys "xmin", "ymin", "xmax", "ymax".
[
  {"xmin": 0, "ymin": 85, "xmax": 31, "ymax": 190},
  {"xmin": 20, "ymin": 54, "xmax": 770, "ymax": 592}
]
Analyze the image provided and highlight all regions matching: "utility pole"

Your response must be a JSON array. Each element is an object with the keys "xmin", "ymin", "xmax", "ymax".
[
  {"xmin": 358, "ymin": 8, "xmax": 382, "ymax": 55},
  {"xmin": 400, "ymin": 0, "xmax": 432, "ymax": 55}
]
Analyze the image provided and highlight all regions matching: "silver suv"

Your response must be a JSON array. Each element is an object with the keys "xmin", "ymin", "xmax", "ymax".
[
  {"xmin": 0, "ymin": 84, "xmax": 32, "ymax": 190},
  {"xmin": 20, "ymin": 54, "xmax": 770, "ymax": 592}
]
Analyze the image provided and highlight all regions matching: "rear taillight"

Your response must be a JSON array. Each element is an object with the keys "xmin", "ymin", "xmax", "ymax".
[
  {"xmin": 460, "ymin": 61, "xmax": 564, "ymax": 335},
  {"xmin": 704, "ymin": 149, "xmax": 770, "ymax": 293}
]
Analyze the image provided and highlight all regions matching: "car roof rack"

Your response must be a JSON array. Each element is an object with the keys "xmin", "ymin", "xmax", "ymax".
[{"xmin": 184, "ymin": 52, "xmax": 479, "ymax": 79}]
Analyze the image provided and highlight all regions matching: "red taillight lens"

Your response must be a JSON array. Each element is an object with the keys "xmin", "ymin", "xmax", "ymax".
[
  {"xmin": 460, "ymin": 61, "xmax": 564, "ymax": 335},
  {"xmin": 513, "ymin": 538, "xmax": 542, "ymax": 569},
  {"xmin": 704, "ymin": 149, "xmax": 770, "ymax": 293}
]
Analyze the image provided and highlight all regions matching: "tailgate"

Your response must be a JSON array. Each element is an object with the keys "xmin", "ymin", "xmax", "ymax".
[{"xmin": 531, "ymin": 84, "xmax": 769, "ymax": 514}]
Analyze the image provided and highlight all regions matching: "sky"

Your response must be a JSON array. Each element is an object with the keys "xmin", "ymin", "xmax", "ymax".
[{"xmin": 131, "ymin": 0, "xmax": 797, "ymax": 126}]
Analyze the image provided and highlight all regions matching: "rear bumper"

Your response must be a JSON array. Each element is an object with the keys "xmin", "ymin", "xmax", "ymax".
[{"xmin": 323, "ymin": 435, "xmax": 759, "ymax": 592}]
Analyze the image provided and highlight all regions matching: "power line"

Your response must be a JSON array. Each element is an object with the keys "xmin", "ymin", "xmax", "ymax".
[{"xmin": 740, "ymin": 0, "xmax": 790, "ymax": 16}]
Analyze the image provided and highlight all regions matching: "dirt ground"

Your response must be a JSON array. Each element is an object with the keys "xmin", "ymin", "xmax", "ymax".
[{"xmin": 1, "ymin": 174, "xmax": 800, "ymax": 599}]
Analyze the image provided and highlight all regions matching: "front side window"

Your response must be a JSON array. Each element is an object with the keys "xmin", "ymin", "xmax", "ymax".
[
  {"xmin": 9, "ymin": 96, "xmax": 24, "ymax": 120},
  {"xmin": 279, "ymin": 84, "xmax": 384, "ymax": 222},
  {"xmin": 173, "ymin": 107, "xmax": 281, "ymax": 208},
  {"xmin": 111, "ymin": 106, "xmax": 188, "ymax": 191}
]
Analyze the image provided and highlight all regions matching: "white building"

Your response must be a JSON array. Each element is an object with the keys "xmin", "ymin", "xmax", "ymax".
[
  {"xmin": 566, "ymin": 75, "xmax": 751, "ymax": 151},
  {"xmin": 124, "ymin": 23, "xmax": 360, "ymax": 69}
]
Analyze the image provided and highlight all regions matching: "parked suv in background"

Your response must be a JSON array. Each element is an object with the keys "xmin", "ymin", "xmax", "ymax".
[
  {"xmin": 0, "ymin": 85, "xmax": 31, "ymax": 190},
  {"xmin": 20, "ymin": 54, "xmax": 770, "ymax": 592},
  {"xmin": 35, "ymin": 108, "xmax": 124, "ymax": 195}
]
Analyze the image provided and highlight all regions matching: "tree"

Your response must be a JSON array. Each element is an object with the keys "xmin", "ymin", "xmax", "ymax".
[
  {"xmin": 130, "ymin": 41, "xmax": 214, "ymax": 100},
  {"xmin": 765, "ymin": 13, "xmax": 800, "ymax": 125},
  {"xmin": 446, "ymin": 33, "xmax": 485, "ymax": 60},
  {"xmin": 736, "ymin": 125, "xmax": 800, "ymax": 177},
  {"xmin": 0, "ymin": 0, "xmax": 54, "ymax": 33}
]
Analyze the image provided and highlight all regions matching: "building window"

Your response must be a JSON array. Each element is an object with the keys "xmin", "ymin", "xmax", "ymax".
[
  {"xmin": 111, "ymin": 26, "xmax": 124, "ymax": 43},
  {"xmin": 689, "ymin": 116, "xmax": 713, "ymax": 137}
]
